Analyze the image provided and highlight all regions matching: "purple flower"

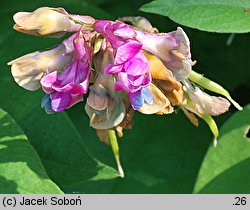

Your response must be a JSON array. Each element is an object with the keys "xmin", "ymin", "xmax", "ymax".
[
  {"xmin": 94, "ymin": 20, "xmax": 136, "ymax": 48},
  {"xmin": 94, "ymin": 20, "xmax": 152, "ymax": 110},
  {"xmin": 129, "ymin": 87, "xmax": 153, "ymax": 110},
  {"xmin": 94, "ymin": 20, "xmax": 192, "ymax": 82},
  {"xmin": 106, "ymin": 42, "xmax": 150, "ymax": 87},
  {"xmin": 41, "ymin": 31, "xmax": 92, "ymax": 112}
]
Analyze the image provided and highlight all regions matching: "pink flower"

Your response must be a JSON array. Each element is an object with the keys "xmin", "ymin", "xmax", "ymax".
[
  {"xmin": 135, "ymin": 27, "xmax": 192, "ymax": 81},
  {"xmin": 106, "ymin": 41, "xmax": 151, "ymax": 90},
  {"xmin": 94, "ymin": 20, "xmax": 136, "ymax": 48},
  {"xmin": 94, "ymin": 20, "xmax": 192, "ymax": 82},
  {"xmin": 94, "ymin": 20, "xmax": 152, "ymax": 110},
  {"xmin": 41, "ymin": 32, "xmax": 92, "ymax": 112}
]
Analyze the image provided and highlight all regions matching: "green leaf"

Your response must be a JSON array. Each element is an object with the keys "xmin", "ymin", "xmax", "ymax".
[
  {"xmin": 193, "ymin": 104, "xmax": 250, "ymax": 193},
  {"xmin": 0, "ymin": 81, "xmax": 120, "ymax": 193},
  {"xmin": 68, "ymin": 104, "xmax": 214, "ymax": 193},
  {"xmin": 0, "ymin": 0, "xmax": 120, "ymax": 193},
  {"xmin": 140, "ymin": 0, "xmax": 250, "ymax": 33},
  {"xmin": 0, "ymin": 108, "xmax": 63, "ymax": 193}
]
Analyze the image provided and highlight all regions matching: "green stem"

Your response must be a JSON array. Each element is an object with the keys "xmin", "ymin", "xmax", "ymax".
[
  {"xmin": 189, "ymin": 70, "xmax": 242, "ymax": 110},
  {"xmin": 69, "ymin": 17, "xmax": 93, "ymax": 29},
  {"xmin": 202, "ymin": 115, "xmax": 219, "ymax": 147},
  {"xmin": 108, "ymin": 130, "xmax": 124, "ymax": 178}
]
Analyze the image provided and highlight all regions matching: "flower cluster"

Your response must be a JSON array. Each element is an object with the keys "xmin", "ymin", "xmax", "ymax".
[{"xmin": 8, "ymin": 7, "xmax": 242, "ymax": 176}]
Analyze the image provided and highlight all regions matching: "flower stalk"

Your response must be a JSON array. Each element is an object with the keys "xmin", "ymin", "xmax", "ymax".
[
  {"xmin": 201, "ymin": 115, "xmax": 219, "ymax": 147},
  {"xmin": 69, "ymin": 16, "xmax": 94, "ymax": 29},
  {"xmin": 108, "ymin": 130, "xmax": 124, "ymax": 178}
]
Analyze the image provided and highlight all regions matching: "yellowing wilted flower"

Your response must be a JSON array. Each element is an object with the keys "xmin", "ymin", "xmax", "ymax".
[{"xmin": 145, "ymin": 52, "xmax": 184, "ymax": 107}]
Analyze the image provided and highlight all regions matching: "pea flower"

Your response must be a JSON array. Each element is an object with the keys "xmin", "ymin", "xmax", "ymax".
[
  {"xmin": 94, "ymin": 20, "xmax": 152, "ymax": 110},
  {"xmin": 119, "ymin": 16, "xmax": 159, "ymax": 33},
  {"xmin": 94, "ymin": 20, "xmax": 136, "ymax": 48},
  {"xmin": 106, "ymin": 41, "xmax": 152, "ymax": 110},
  {"xmin": 181, "ymin": 71, "xmax": 242, "ymax": 146},
  {"xmin": 8, "ymin": 7, "xmax": 243, "ymax": 177},
  {"xmin": 145, "ymin": 52, "xmax": 183, "ymax": 107},
  {"xmin": 40, "ymin": 31, "xmax": 92, "ymax": 111},
  {"xmin": 84, "ymin": 47, "xmax": 125, "ymax": 128},
  {"xmin": 8, "ymin": 34, "xmax": 76, "ymax": 90},
  {"xmin": 182, "ymin": 80, "xmax": 230, "ymax": 117},
  {"xmin": 85, "ymin": 73, "xmax": 126, "ymax": 129},
  {"xmin": 136, "ymin": 27, "xmax": 192, "ymax": 81},
  {"xmin": 13, "ymin": 7, "xmax": 94, "ymax": 36}
]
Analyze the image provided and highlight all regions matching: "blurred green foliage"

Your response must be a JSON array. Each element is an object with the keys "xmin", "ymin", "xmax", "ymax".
[{"xmin": 0, "ymin": 0, "xmax": 249, "ymax": 193}]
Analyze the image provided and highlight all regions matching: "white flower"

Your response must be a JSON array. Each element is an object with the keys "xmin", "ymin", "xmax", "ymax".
[
  {"xmin": 13, "ymin": 7, "xmax": 72, "ymax": 36},
  {"xmin": 183, "ymin": 81, "xmax": 230, "ymax": 116},
  {"xmin": 8, "ymin": 45, "xmax": 71, "ymax": 90}
]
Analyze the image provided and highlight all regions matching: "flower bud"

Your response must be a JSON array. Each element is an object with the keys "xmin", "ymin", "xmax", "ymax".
[
  {"xmin": 41, "ymin": 94, "xmax": 54, "ymax": 114},
  {"xmin": 13, "ymin": 7, "xmax": 73, "ymax": 36},
  {"xmin": 119, "ymin": 16, "xmax": 158, "ymax": 33}
]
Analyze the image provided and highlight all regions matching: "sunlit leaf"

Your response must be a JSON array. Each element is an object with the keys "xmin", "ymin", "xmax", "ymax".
[
  {"xmin": 0, "ymin": 108, "xmax": 63, "ymax": 193},
  {"xmin": 194, "ymin": 104, "xmax": 250, "ymax": 193},
  {"xmin": 140, "ymin": 0, "xmax": 250, "ymax": 33}
]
